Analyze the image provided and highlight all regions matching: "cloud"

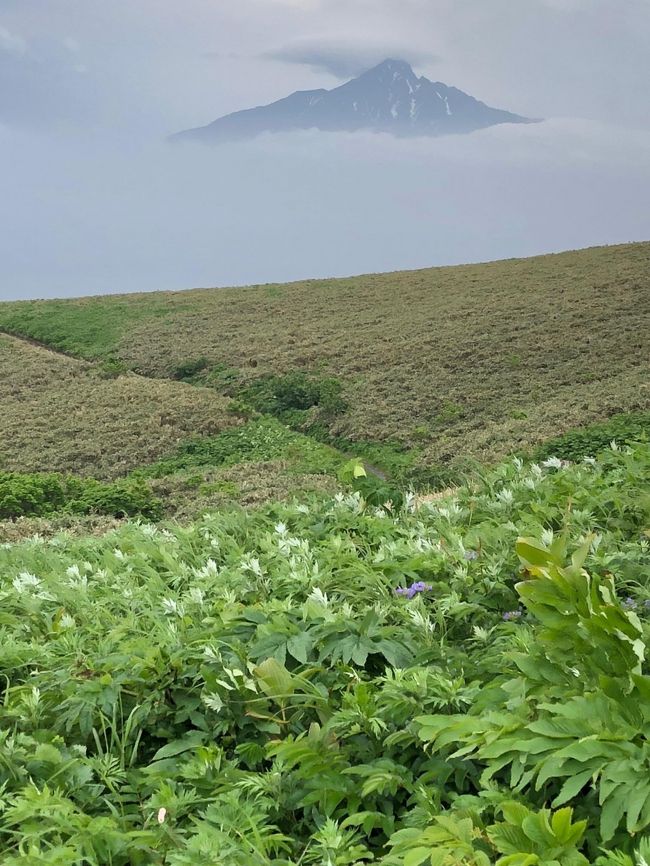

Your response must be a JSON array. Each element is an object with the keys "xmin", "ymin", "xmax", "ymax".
[
  {"xmin": 1, "ymin": 118, "xmax": 649, "ymax": 300},
  {"xmin": 264, "ymin": 38, "xmax": 435, "ymax": 78},
  {"xmin": 0, "ymin": 25, "xmax": 26, "ymax": 55},
  {"xmin": 0, "ymin": 28, "xmax": 92, "ymax": 128}
]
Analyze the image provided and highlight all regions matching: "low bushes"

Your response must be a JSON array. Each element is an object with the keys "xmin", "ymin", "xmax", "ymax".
[
  {"xmin": 0, "ymin": 471, "xmax": 162, "ymax": 520},
  {"xmin": 535, "ymin": 411, "xmax": 650, "ymax": 462}
]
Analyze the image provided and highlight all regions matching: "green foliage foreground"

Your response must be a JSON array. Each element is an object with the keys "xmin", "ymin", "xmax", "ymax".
[{"xmin": 1, "ymin": 443, "xmax": 650, "ymax": 864}]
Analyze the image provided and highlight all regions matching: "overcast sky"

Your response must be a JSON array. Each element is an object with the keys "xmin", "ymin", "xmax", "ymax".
[{"xmin": 1, "ymin": 0, "xmax": 649, "ymax": 299}]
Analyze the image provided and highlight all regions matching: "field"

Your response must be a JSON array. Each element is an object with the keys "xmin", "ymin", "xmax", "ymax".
[
  {"xmin": 0, "ymin": 334, "xmax": 237, "ymax": 480},
  {"xmin": 0, "ymin": 242, "xmax": 648, "ymax": 481},
  {"xmin": 0, "ymin": 336, "xmax": 342, "ymax": 533},
  {"xmin": 1, "ymin": 241, "xmax": 650, "ymax": 863},
  {"xmin": 1, "ymin": 442, "xmax": 649, "ymax": 863}
]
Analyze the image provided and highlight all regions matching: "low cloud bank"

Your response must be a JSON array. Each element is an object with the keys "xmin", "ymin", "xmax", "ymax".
[{"xmin": 1, "ymin": 118, "xmax": 649, "ymax": 300}]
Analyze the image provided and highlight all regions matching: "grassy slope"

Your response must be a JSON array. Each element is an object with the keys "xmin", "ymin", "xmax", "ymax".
[
  {"xmin": 0, "ymin": 242, "xmax": 648, "ymax": 475},
  {"xmin": 0, "ymin": 334, "xmax": 239, "ymax": 479},
  {"xmin": 0, "ymin": 336, "xmax": 342, "ymax": 534}
]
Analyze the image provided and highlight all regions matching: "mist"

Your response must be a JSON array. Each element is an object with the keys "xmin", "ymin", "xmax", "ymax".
[
  {"xmin": 1, "ymin": 118, "xmax": 649, "ymax": 301},
  {"xmin": 1, "ymin": 0, "xmax": 649, "ymax": 300}
]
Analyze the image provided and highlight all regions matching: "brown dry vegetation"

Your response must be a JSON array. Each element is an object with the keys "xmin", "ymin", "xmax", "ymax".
[
  {"xmin": 0, "ymin": 334, "xmax": 239, "ymax": 479},
  {"xmin": 1, "ymin": 242, "xmax": 649, "ymax": 474}
]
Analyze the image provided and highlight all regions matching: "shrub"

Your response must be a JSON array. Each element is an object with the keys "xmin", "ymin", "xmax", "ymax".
[
  {"xmin": 0, "ymin": 471, "xmax": 161, "ymax": 520},
  {"xmin": 172, "ymin": 357, "xmax": 210, "ymax": 381},
  {"xmin": 97, "ymin": 356, "xmax": 128, "ymax": 379},
  {"xmin": 241, "ymin": 372, "xmax": 346, "ymax": 422},
  {"xmin": 145, "ymin": 418, "xmax": 342, "ymax": 479},
  {"xmin": 535, "ymin": 412, "xmax": 650, "ymax": 462},
  {"xmin": 0, "ymin": 472, "xmax": 67, "ymax": 519}
]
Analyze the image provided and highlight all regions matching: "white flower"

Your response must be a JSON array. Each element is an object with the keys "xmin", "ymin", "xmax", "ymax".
[
  {"xmin": 13, "ymin": 572, "xmax": 41, "ymax": 593},
  {"xmin": 241, "ymin": 556, "xmax": 264, "ymax": 577},
  {"xmin": 161, "ymin": 598, "xmax": 184, "ymax": 616},
  {"xmin": 307, "ymin": 587, "xmax": 330, "ymax": 607},
  {"xmin": 541, "ymin": 528, "xmax": 554, "ymax": 547},
  {"xmin": 194, "ymin": 558, "xmax": 219, "ymax": 579},
  {"xmin": 542, "ymin": 456, "xmax": 563, "ymax": 469},
  {"xmin": 60, "ymin": 614, "xmax": 75, "ymax": 629},
  {"xmin": 157, "ymin": 807, "xmax": 167, "ymax": 824},
  {"xmin": 188, "ymin": 587, "xmax": 205, "ymax": 606}
]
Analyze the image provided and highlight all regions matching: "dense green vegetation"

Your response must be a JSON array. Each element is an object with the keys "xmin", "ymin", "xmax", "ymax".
[
  {"xmin": 1, "ymin": 442, "xmax": 649, "ymax": 863},
  {"xmin": 1, "ymin": 242, "xmax": 649, "ymax": 861},
  {"xmin": 533, "ymin": 411, "xmax": 650, "ymax": 462},
  {"xmin": 1, "ymin": 242, "xmax": 648, "ymax": 476},
  {"xmin": 0, "ymin": 471, "xmax": 161, "ymax": 520}
]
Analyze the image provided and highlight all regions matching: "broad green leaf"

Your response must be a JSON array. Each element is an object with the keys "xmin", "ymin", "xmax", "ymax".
[
  {"xmin": 152, "ymin": 732, "xmax": 205, "ymax": 761},
  {"xmin": 254, "ymin": 657, "xmax": 295, "ymax": 697}
]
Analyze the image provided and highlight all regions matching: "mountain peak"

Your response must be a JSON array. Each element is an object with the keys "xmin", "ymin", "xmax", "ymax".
[
  {"xmin": 371, "ymin": 58, "xmax": 416, "ymax": 75},
  {"xmin": 172, "ymin": 59, "xmax": 538, "ymax": 144}
]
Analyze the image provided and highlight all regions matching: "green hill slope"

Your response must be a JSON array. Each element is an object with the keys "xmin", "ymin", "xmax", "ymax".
[
  {"xmin": 1, "ymin": 242, "xmax": 648, "ymax": 480},
  {"xmin": 1, "ymin": 441, "xmax": 649, "ymax": 861}
]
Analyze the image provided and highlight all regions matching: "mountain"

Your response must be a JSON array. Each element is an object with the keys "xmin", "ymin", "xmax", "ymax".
[{"xmin": 172, "ymin": 59, "xmax": 538, "ymax": 144}]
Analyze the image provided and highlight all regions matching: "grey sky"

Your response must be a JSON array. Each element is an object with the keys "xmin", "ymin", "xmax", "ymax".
[{"xmin": 1, "ymin": 0, "xmax": 649, "ymax": 299}]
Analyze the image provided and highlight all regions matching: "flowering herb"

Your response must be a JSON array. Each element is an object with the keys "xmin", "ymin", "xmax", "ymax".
[{"xmin": 395, "ymin": 581, "xmax": 432, "ymax": 599}]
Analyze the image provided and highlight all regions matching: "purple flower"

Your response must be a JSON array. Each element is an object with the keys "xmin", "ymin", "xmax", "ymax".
[
  {"xmin": 395, "ymin": 581, "xmax": 432, "ymax": 600},
  {"xmin": 644, "ymin": 600, "xmax": 650, "ymax": 610},
  {"xmin": 502, "ymin": 609, "xmax": 523, "ymax": 622},
  {"xmin": 464, "ymin": 550, "xmax": 479, "ymax": 561},
  {"xmin": 623, "ymin": 597, "xmax": 638, "ymax": 610}
]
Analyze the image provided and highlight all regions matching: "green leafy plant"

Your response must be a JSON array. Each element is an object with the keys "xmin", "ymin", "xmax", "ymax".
[{"xmin": 0, "ymin": 442, "xmax": 649, "ymax": 862}]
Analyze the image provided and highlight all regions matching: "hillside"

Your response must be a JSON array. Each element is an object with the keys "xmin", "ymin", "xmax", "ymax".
[
  {"xmin": 1, "ymin": 243, "xmax": 650, "ymax": 859},
  {"xmin": 0, "ymin": 333, "xmax": 239, "ymax": 479},
  {"xmin": 1, "ymin": 441, "xmax": 650, "ymax": 861},
  {"xmin": 1, "ymin": 242, "xmax": 648, "ymax": 485}
]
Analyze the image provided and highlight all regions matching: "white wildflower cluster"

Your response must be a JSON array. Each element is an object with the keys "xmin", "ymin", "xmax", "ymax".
[
  {"xmin": 161, "ymin": 597, "xmax": 185, "ymax": 617},
  {"xmin": 240, "ymin": 555, "xmax": 264, "ymax": 577},
  {"xmin": 436, "ymin": 501, "xmax": 465, "ymax": 524},
  {"xmin": 193, "ymin": 558, "xmax": 219, "ymax": 579},
  {"xmin": 186, "ymin": 587, "xmax": 205, "ymax": 607},
  {"xmin": 12, "ymin": 571, "xmax": 55, "ymax": 599},
  {"xmin": 541, "ymin": 456, "xmax": 573, "ymax": 470},
  {"xmin": 274, "ymin": 522, "xmax": 310, "ymax": 557},
  {"xmin": 332, "ymin": 491, "xmax": 364, "ymax": 512},
  {"xmin": 495, "ymin": 488, "xmax": 515, "ymax": 507},
  {"xmin": 13, "ymin": 571, "xmax": 42, "ymax": 593},
  {"xmin": 306, "ymin": 587, "xmax": 330, "ymax": 608}
]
